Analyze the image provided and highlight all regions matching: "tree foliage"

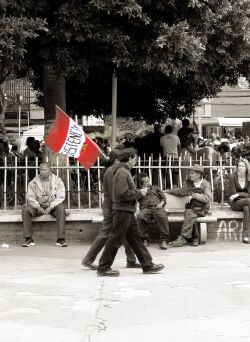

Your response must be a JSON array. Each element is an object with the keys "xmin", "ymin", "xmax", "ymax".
[{"xmin": 3, "ymin": 0, "xmax": 250, "ymax": 123}]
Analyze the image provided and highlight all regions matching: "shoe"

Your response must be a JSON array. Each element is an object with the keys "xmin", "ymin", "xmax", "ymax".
[
  {"xmin": 143, "ymin": 263, "xmax": 165, "ymax": 274},
  {"xmin": 159, "ymin": 241, "xmax": 168, "ymax": 250},
  {"xmin": 243, "ymin": 237, "xmax": 250, "ymax": 244},
  {"xmin": 191, "ymin": 239, "xmax": 199, "ymax": 247},
  {"xmin": 22, "ymin": 238, "xmax": 35, "ymax": 247},
  {"xmin": 97, "ymin": 269, "xmax": 120, "ymax": 277},
  {"xmin": 171, "ymin": 235, "xmax": 188, "ymax": 247},
  {"xmin": 126, "ymin": 262, "xmax": 141, "ymax": 268},
  {"xmin": 56, "ymin": 239, "xmax": 68, "ymax": 247},
  {"xmin": 81, "ymin": 260, "xmax": 98, "ymax": 270},
  {"xmin": 144, "ymin": 240, "xmax": 149, "ymax": 248}
]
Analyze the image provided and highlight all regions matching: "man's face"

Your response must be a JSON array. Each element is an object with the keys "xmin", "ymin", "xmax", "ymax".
[
  {"xmin": 189, "ymin": 170, "xmax": 202, "ymax": 183},
  {"xmin": 39, "ymin": 164, "xmax": 50, "ymax": 180},
  {"xmin": 141, "ymin": 176, "xmax": 151, "ymax": 188},
  {"xmin": 129, "ymin": 156, "xmax": 137, "ymax": 169}
]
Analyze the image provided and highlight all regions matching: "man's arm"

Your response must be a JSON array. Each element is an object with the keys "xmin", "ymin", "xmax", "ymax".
[
  {"xmin": 50, "ymin": 178, "xmax": 66, "ymax": 209},
  {"xmin": 116, "ymin": 173, "xmax": 143, "ymax": 202},
  {"xmin": 27, "ymin": 182, "xmax": 41, "ymax": 209},
  {"xmin": 166, "ymin": 181, "xmax": 190, "ymax": 197},
  {"xmin": 191, "ymin": 180, "xmax": 212, "ymax": 203}
]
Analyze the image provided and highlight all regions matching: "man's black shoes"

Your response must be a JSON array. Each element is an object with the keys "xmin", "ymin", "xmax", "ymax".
[
  {"xmin": 97, "ymin": 269, "xmax": 120, "ymax": 277},
  {"xmin": 143, "ymin": 263, "xmax": 165, "ymax": 274},
  {"xmin": 81, "ymin": 260, "xmax": 98, "ymax": 270},
  {"xmin": 126, "ymin": 262, "xmax": 141, "ymax": 268},
  {"xmin": 159, "ymin": 241, "xmax": 168, "ymax": 250}
]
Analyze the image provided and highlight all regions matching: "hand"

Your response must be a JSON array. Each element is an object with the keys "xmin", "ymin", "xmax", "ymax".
[
  {"xmin": 140, "ymin": 188, "xmax": 148, "ymax": 196},
  {"xmin": 184, "ymin": 195, "xmax": 193, "ymax": 204},
  {"xmin": 230, "ymin": 194, "xmax": 239, "ymax": 202},
  {"xmin": 36, "ymin": 206, "xmax": 44, "ymax": 215},
  {"xmin": 44, "ymin": 206, "xmax": 52, "ymax": 215},
  {"xmin": 156, "ymin": 202, "xmax": 164, "ymax": 209}
]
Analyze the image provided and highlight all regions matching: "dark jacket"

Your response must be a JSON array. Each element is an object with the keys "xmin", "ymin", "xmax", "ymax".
[
  {"xmin": 112, "ymin": 163, "xmax": 142, "ymax": 213},
  {"xmin": 168, "ymin": 178, "xmax": 211, "ymax": 215},
  {"xmin": 102, "ymin": 164, "xmax": 116, "ymax": 208},
  {"xmin": 138, "ymin": 186, "xmax": 166, "ymax": 210},
  {"xmin": 229, "ymin": 173, "xmax": 250, "ymax": 198}
]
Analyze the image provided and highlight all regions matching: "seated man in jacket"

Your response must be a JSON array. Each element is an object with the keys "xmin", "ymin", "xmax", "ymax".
[
  {"xmin": 166, "ymin": 164, "xmax": 211, "ymax": 247},
  {"xmin": 136, "ymin": 173, "xmax": 170, "ymax": 250},
  {"xmin": 22, "ymin": 162, "xmax": 67, "ymax": 247}
]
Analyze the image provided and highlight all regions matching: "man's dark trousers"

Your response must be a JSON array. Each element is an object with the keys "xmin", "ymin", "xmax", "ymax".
[
  {"xmin": 84, "ymin": 206, "xmax": 137, "ymax": 264},
  {"xmin": 98, "ymin": 211, "xmax": 153, "ymax": 272},
  {"xmin": 22, "ymin": 204, "xmax": 66, "ymax": 239},
  {"xmin": 137, "ymin": 207, "xmax": 170, "ymax": 242}
]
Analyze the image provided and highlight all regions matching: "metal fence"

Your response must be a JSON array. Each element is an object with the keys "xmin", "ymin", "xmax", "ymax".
[{"xmin": 0, "ymin": 155, "xmax": 235, "ymax": 211}]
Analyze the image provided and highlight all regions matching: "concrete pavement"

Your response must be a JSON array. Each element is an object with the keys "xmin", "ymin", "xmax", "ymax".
[{"xmin": 1, "ymin": 241, "xmax": 250, "ymax": 342}]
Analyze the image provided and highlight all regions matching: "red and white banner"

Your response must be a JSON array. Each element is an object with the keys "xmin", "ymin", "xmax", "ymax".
[{"xmin": 45, "ymin": 106, "xmax": 100, "ymax": 169}]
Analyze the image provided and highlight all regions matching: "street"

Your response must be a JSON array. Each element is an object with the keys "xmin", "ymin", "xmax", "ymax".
[{"xmin": 1, "ymin": 242, "xmax": 250, "ymax": 342}]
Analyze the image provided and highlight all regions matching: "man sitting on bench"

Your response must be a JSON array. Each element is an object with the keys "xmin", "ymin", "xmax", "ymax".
[
  {"xmin": 136, "ymin": 173, "xmax": 170, "ymax": 250},
  {"xmin": 22, "ymin": 162, "xmax": 67, "ymax": 247},
  {"xmin": 166, "ymin": 164, "xmax": 211, "ymax": 247}
]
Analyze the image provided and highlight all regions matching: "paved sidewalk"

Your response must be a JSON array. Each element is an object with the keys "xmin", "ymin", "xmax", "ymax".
[{"xmin": 1, "ymin": 241, "xmax": 250, "ymax": 342}]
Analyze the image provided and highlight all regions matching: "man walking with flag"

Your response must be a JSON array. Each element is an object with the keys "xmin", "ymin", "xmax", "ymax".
[{"xmin": 97, "ymin": 148, "xmax": 165, "ymax": 277}]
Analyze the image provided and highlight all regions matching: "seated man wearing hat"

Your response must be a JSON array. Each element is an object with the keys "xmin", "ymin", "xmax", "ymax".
[{"xmin": 166, "ymin": 164, "xmax": 212, "ymax": 247}]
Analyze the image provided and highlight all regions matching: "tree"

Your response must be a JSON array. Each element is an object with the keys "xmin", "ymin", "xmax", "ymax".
[
  {"xmin": 7, "ymin": 0, "xmax": 250, "ymax": 125},
  {"xmin": 0, "ymin": 1, "xmax": 45, "ymax": 134}
]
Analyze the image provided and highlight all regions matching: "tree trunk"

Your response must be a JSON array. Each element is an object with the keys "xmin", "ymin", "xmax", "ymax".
[{"xmin": 43, "ymin": 64, "xmax": 67, "ymax": 173}]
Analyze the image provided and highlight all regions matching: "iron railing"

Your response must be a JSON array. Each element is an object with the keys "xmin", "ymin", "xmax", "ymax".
[{"xmin": 0, "ymin": 155, "xmax": 235, "ymax": 210}]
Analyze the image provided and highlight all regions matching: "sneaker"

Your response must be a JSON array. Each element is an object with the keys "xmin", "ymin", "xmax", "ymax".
[
  {"xmin": 243, "ymin": 237, "xmax": 250, "ymax": 244},
  {"xmin": 171, "ymin": 235, "xmax": 188, "ymax": 247},
  {"xmin": 144, "ymin": 240, "xmax": 149, "ymax": 248},
  {"xmin": 159, "ymin": 241, "xmax": 168, "ymax": 250},
  {"xmin": 22, "ymin": 238, "xmax": 35, "ymax": 247},
  {"xmin": 143, "ymin": 263, "xmax": 165, "ymax": 274},
  {"xmin": 56, "ymin": 239, "xmax": 68, "ymax": 247},
  {"xmin": 81, "ymin": 259, "xmax": 98, "ymax": 270}
]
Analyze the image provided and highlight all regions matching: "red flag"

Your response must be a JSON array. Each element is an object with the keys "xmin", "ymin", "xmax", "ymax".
[{"xmin": 45, "ymin": 106, "xmax": 100, "ymax": 169}]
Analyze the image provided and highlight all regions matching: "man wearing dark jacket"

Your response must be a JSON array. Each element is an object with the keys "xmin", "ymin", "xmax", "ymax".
[
  {"xmin": 97, "ymin": 149, "xmax": 164, "ymax": 277},
  {"xmin": 137, "ymin": 173, "xmax": 170, "ymax": 250},
  {"xmin": 166, "ymin": 164, "xmax": 212, "ymax": 247},
  {"xmin": 81, "ymin": 150, "xmax": 138, "ymax": 270}
]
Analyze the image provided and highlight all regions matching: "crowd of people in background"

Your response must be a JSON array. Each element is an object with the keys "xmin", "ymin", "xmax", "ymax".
[{"xmin": 0, "ymin": 118, "xmax": 250, "ymax": 168}]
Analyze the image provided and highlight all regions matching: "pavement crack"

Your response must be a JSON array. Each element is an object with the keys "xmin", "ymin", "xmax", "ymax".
[{"xmin": 84, "ymin": 280, "xmax": 107, "ymax": 342}]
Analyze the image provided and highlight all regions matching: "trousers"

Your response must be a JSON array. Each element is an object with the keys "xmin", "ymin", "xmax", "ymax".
[
  {"xmin": 230, "ymin": 198, "xmax": 250, "ymax": 238},
  {"xmin": 137, "ymin": 208, "xmax": 170, "ymax": 242},
  {"xmin": 83, "ymin": 206, "xmax": 136, "ymax": 264},
  {"xmin": 180, "ymin": 208, "xmax": 200, "ymax": 240},
  {"xmin": 22, "ymin": 204, "xmax": 66, "ymax": 239},
  {"xmin": 98, "ymin": 211, "xmax": 153, "ymax": 272}
]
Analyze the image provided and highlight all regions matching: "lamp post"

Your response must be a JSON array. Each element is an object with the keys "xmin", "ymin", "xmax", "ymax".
[{"xmin": 16, "ymin": 94, "xmax": 23, "ymax": 137}]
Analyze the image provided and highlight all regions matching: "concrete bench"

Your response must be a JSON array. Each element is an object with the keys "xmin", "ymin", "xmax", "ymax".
[
  {"xmin": 93, "ymin": 194, "xmax": 218, "ymax": 244},
  {"xmin": 0, "ymin": 208, "xmax": 103, "ymax": 223}
]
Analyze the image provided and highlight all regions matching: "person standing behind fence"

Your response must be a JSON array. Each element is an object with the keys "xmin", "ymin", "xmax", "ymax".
[
  {"xmin": 22, "ymin": 162, "xmax": 67, "ymax": 247},
  {"xmin": 160, "ymin": 125, "xmax": 180, "ymax": 159},
  {"xmin": 81, "ymin": 149, "xmax": 140, "ymax": 270},
  {"xmin": 97, "ymin": 148, "xmax": 165, "ymax": 276},
  {"xmin": 229, "ymin": 158, "xmax": 250, "ymax": 244}
]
